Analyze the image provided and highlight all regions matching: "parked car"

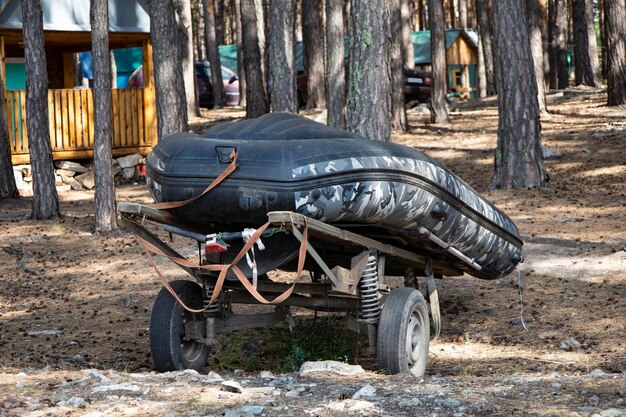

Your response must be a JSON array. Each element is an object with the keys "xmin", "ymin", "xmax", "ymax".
[
  {"xmin": 295, "ymin": 67, "xmax": 432, "ymax": 108},
  {"xmin": 127, "ymin": 61, "xmax": 240, "ymax": 108}
]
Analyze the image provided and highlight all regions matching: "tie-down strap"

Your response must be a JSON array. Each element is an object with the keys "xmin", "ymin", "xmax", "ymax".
[{"xmin": 136, "ymin": 222, "xmax": 309, "ymax": 312}]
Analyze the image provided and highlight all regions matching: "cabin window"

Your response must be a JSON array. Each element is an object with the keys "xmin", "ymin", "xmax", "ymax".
[{"xmin": 451, "ymin": 69, "xmax": 462, "ymax": 89}]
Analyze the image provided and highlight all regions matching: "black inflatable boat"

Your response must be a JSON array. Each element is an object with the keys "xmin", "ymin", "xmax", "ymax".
[{"xmin": 146, "ymin": 113, "xmax": 523, "ymax": 280}]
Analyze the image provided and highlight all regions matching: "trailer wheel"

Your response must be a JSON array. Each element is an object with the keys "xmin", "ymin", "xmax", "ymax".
[
  {"xmin": 149, "ymin": 280, "xmax": 209, "ymax": 372},
  {"xmin": 377, "ymin": 287, "xmax": 430, "ymax": 378}
]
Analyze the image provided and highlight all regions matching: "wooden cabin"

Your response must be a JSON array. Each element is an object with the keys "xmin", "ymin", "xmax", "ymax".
[
  {"xmin": 412, "ymin": 29, "xmax": 479, "ymax": 98},
  {"xmin": 0, "ymin": 0, "xmax": 156, "ymax": 165}
]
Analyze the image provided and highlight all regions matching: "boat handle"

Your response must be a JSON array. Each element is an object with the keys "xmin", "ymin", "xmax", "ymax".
[{"xmin": 417, "ymin": 226, "xmax": 482, "ymax": 271}]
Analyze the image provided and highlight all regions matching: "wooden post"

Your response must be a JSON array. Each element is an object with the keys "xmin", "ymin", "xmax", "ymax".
[
  {"xmin": 1, "ymin": 36, "xmax": 5, "ymax": 88},
  {"xmin": 62, "ymin": 53, "xmax": 75, "ymax": 88},
  {"xmin": 142, "ymin": 39, "xmax": 156, "ymax": 145}
]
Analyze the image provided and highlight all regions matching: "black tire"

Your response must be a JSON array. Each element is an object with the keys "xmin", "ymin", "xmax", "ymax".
[
  {"xmin": 149, "ymin": 280, "xmax": 209, "ymax": 372},
  {"xmin": 377, "ymin": 287, "xmax": 430, "ymax": 378}
]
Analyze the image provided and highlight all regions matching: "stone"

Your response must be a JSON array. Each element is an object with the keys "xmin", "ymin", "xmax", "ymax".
[
  {"xmin": 347, "ymin": 400, "xmax": 375, "ymax": 411},
  {"xmin": 202, "ymin": 371, "xmax": 224, "ymax": 384},
  {"xmin": 116, "ymin": 153, "xmax": 142, "ymax": 169},
  {"xmin": 56, "ymin": 184, "xmax": 71, "ymax": 193},
  {"xmin": 164, "ymin": 413, "xmax": 177, "ymax": 417},
  {"xmin": 56, "ymin": 169, "xmax": 76, "ymax": 179},
  {"xmin": 439, "ymin": 397, "xmax": 461, "ymax": 407},
  {"xmin": 27, "ymin": 330, "xmax": 60, "ymax": 336},
  {"xmin": 559, "ymin": 336, "xmax": 581, "ymax": 351},
  {"xmin": 221, "ymin": 380, "xmax": 244, "ymax": 393},
  {"xmin": 588, "ymin": 395, "xmax": 600, "ymax": 407},
  {"xmin": 352, "ymin": 384, "xmax": 376, "ymax": 399},
  {"xmin": 122, "ymin": 167, "xmax": 136, "ymax": 179},
  {"xmin": 542, "ymin": 147, "xmax": 562, "ymax": 159},
  {"xmin": 76, "ymin": 171, "xmax": 95, "ymax": 190},
  {"xmin": 399, "ymin": 398, "xmax": 422, "ymax": 407},
  {"xmin": 89, "ymin": 370, "xmax": 110, "ymax": 382},
  {"xmin": 299, "ymin": 360, "xmax": 365, "ymax": 376},
  {"xmin": 122, "ymin": 294, "xmax": 134, "ymax": 309},
  {"xmin": 258, "ymin": 371, "xmax": 276, "ymax": 380},
  {"xmin": 224, "ymin": 405, "xmax": 264, "ymax": 417},
  {"xmin": 590, "ymin": 369, "xmax": 606, "ymax": 377},
  {"xmin": 551, "ymin": 383, "xmax": 562, "ymax": 390},
  {"xmin": 596, "ymin": 408, "xmax": 626, "ymax": 417},
  {"xmin": 90, "ymin": 383, "xmax": 142, "ymax": 397},
  {"xmin": 71, "ymin": 354, "xmax": 87, "ymax": 364},
  {"xmin": 65, "ymin": 177, "xmax": 83, "ymax": 191},
  {"xmin": 327, "ymin": 401, "xmax": 346, "ymax": 411},
  {"xmin": 55, "ymin": 161, "xmax": 89, "ymax": 173},
  {"xmin": 66, "ymin": 397, "xmax": 87, "ymax": 407},
  {"xmin": 408, "ymin": 103, "xmax": 431, "ymax": 114},
  {"xmin": 243, "ymin": 340, "xmax": 261, "ymax": 353}
]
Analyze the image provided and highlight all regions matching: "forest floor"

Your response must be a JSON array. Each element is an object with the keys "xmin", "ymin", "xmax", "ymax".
[{"xmin": 0, "ymin": 87, "xmax": 624, "ymax": 417}]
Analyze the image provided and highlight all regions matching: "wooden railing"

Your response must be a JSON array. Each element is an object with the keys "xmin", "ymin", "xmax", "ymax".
[{"xmin": 7, "ymin": 87, "xmax": 156, "ymax": 165}]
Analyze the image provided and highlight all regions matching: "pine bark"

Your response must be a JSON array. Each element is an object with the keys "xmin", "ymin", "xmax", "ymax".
[
  {"xmin": 477, "ymin": 32, "xmax": 487, "ymax": 97},
  {"xmin": 527, "ymin": 0, "xmax": 547, "ymax": 113},
  {"xmin": 325, "ymin": 0, "xmax": 345, "ymax": 128},
  {"xmin": 459, "ymin": 0, "xmax": 468, "ymax": 30},
  {"xmin": 429, "ymin": 0, "xmax": 449, "ymax": 123},
  {"xmin": 0, "ymin": 59, "xmax": 18, "ymax": 199},
  {"xmin": 548, "ymin": 0, "xmax": 569, "ymax": 89},
  {"xmin": 22, "ymin": 0, "xmax": 60, "ymax": 219},
  {"xmin": 346, "ymin": 0, "xmax": 392, "ymax": 141},
  {"xmin": 150, "ymin": 0, "xmax": 189, "ymax": 141},
  {"xmin": 476, "ymin": 0, "xmax": 496, "ymax": 95},
  {"xmin": 241, "ymin": 0, "xmax": 269, "ymax": 117},
  {"xmin": 604, "ymin": 0, "xmax": 626, "ymax": 105},
  {"xmin": 176, "ymin": 0, "xmax": 199, "ymax": 116},
  {"xmin": 572, "ymin": 0, "xmax": 600, "ymax": 86},
  {"xmin": 400, "ymin": 0, "xmax": 415, "ymax": 68},
  {"xmin": 269, "ymin": 0, "xmax": 297, "ymax": 113},
  {"xmin": 302, "ymin": 0, "xmax": 326, "ymax": 109},
  {"xmin": 215, "ymin": 0, "xmax": 226, "ymax": 45},
  {"xmin": 90, "ymin": 0, "xmax": 117, "ymax": 232},
  {"xmin": 234, "ymin": 0, "xmax": 246, "ymax": 107},
  {"xmin": 492, "ymin": 0, "xmax": 545, "ymax": 189},
  {"xmin": 204, "ymin": 0, "xmax": 226, "ymax": 108},
  {"xmin": 418, "ymin": 0, "xmax": 427, "ymax": 30},
  {"xmin": 391, "ymin": 0, "xmax": 408, "ymax": 131}
]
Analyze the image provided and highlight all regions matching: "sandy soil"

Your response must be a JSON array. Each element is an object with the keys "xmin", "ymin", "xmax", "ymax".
[{"xmin": 0, "ymin": 87, "xmax": 624, "ymax": 416}]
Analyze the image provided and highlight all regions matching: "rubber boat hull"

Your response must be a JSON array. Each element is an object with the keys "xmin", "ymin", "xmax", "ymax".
[{"xmin": 146, "ymin": 113, "xmax": 523, "ymax": 280}]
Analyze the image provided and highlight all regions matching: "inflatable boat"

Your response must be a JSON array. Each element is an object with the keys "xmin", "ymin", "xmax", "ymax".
[{"xmin": 145, "ymin": 113, "xmax": 523, "ymax": 280}]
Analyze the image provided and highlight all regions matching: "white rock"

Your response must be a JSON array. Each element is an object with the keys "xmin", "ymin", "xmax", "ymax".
[
  {"xmin": 352, "ymin": 384, "xmax": 376, "ymax": 399},
  {"xmin": 122, "ymin": 167, "xmax": 136, "ymax": 179},
  {"xmin": 590, "ymin": 369, "xmax": 606, "ymax": 377},
  {"xmin": 89, "ymin": 370, "xmax": 111, "ymax": 383},
  {"xmin": 327, "ymin": 401, "xmax": 346, "ymax": 411},
  {"xmin": 224, "ymin": 405, "xmax": 264, "ymax": 417},
  {"xmin": 90, "ymin": 383, "xmax": 141, "ymax": 396},
  {"xmin": 258, "ymin": 371, "xmax": 276, "ymax": 379},
  {"xmin": 299, "ymin": 360, "xmax": 365, "ymax": 376},
  {"xmin": 55, "ymin": 161, "xmax": 89, "ymax": 173},
  {"xmin": 314, "ymin": 109, "xmax": 327, "ymax": 124},
  {"xmin": 399, "ymin": 398, "xmax": 422, "ymax": 407},
  {"xmin": 66, "ymin": 396, "xmax": 87, "ymax": 407},
  {"xmin": 596, "ymin": 408, "xmax": 626, "ymax": 417},
  {"xmin": 202, "ymin": 371, "xmax": 224, "ymax": 384},
  {"xmin": 116, "ymin": 153, "xmax": 142, "ymax": 169},
  {"xmin": 27, "ymin": 330, "xmax": 60, "ymax": 336},
  {"xmin": 348, "ymin": 400, "xmax": 375, "ymax": 411},
  {"xmin": 221, "ymin": 380, "xmax": 243, "ymax": 393},
  {"xmin": 542, "ymin": 147, "xmax": 562, "ymax": 159},
  {"xmin": 75, "ymin": 171, "xmax": 95, "ymax": 190}
]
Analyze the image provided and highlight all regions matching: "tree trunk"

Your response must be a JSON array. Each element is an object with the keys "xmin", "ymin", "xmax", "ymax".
[
  {"xmin": 572, "ymin": 0, "xmax": 600, "ymax": 86},
  {"xmin": 604, "ymin": 0, "xmax": 626, "ymax": 105},
  {"xmin": 429, "ymin": 0, "xmax": 449, "ymax": 123},
  {"xmin": 302, "ymin": 0, "xmax": 325, "ymax": 109},
  {"xmin": 150, "ymin": 0, "xmax": 189, "ymax": 141},
  {"xmin": 459, "ymin": 0, "xmax": 468, "ymax": 30},
  {"xmin": 204, "ymin": 0, "xmax": 226, "ymax": 108},
  {"xmin": 241, "ymin": 0, "xmax": 269, "ymax": 117},
  {"xmin": 193, "ymin": 0, "xmax": 205, "ymax": 61},
  {"xmin": 418, "ymin": 0, "xmax": 427, "ymax": 30},
  {"xmin": 476, "ymin": 0, "xmax": 496, "ymax": 95},
  {"xmin": 492, "ymin": 0, "xmax": 545, "ymax": 189},
  {"xmin": 72, "ymin": 53, "xmax": 83, "ymax": 87},
  {"xmin": 325, "ymin": 0, "xmax": 345, "ymax": 128},
  {"xmin": 391, "ymin": 0, "xmax": 408, "ymax": 131},
  {"xmin": 448, "ymin": 0, "xmax": 456, "ymax": 28},
  {"xmin": 110, "ymin": 51, "xmax": 117, "ymax": 88},
  {"xmin": 0, "ymin": 59, "xmax": 18, "ymax": 199},
  {"xmin": 90, "ymin": 0, "xmax": 117, "ymax": 232},
  {"xmin": 234, "ymin": 0, "xmax": 246, "ymax": 107},
  {"xmin": 477, "ymin": 32, "xmax": 487, "ymax": 97},
  {"xmin": 401, "ymin": 0, "xmax": 415, "ymax": 68},
  {"xmin": 527, "ymin": 0, "xmax": 547, "ymax": 113},
  {"xmin": 22, "ymin": 0, "xmax": 60, "ymax": 219},
  {"xmin": 548, "ymin": 0, "xmax": 569, "ymax": 89},
  {"xmin": 346, "ymin": 0, "xmax": 391, "ymax": 141},
  {"xmin": 176, "ymin": 0, "xmax": 199, "ymax": 116},
  {"xmin": 256, "ymin": 0, "xmax": 269, "ymax": 91},
  {"xmin": 269, "ymin": 0, "xmax": 297, "ymax": 112},
  {"xmin": 215, "ymin": 0, "xmax": 226, "ymax": 46},
  {"xmin": 598, "ymin": 0, "xmax": 607, "ymax": 80}
]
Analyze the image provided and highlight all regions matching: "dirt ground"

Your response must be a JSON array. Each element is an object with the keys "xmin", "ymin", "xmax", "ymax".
[{"xmin": 0, "ymin": 88, "xmax": 625, "ymax": 416}]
